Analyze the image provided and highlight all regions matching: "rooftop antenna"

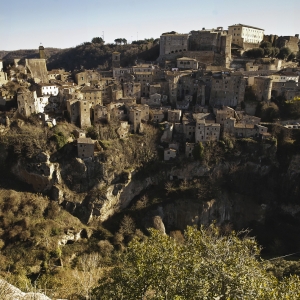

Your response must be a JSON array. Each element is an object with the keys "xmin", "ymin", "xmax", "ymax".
[{"xmin": 102, "ymin": 31, "xmax": 104, "ymax": 41}]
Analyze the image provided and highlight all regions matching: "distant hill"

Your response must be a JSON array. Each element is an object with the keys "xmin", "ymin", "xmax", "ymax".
[
  {"xmin": 1, "ymin": 42, "xmax": 160, "ymax": 71},
  {"xmin": 0, "ymin": 51, "xmax": 10, "ymax": 59},
  {"xmin": 46, "ymin": 42, "xmax": 160, "ymax": 71},
  {"xmin": 0, "ymin": 48, "xmax": 63, "ymax": 61}
]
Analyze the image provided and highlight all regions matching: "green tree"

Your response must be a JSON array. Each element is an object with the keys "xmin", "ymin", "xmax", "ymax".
[
  {"xmin": 272, "ymin": 47, "xmax": 280, "ymax": 57},
  {"xmin": 91, "ymin": 37, "xmax": 104, "ymax": 44},
  {"xmin": 260, "ymin": 41, "xmax": 272, "ymax": 49},
  {"xmin": 192, "ymin": 142, "xmax": 204, "ymax": 160},
  {"xmin": 256, "ymin": 102, "xmax": 280, "ymax": 122},
  {"xmin": 114, "ymin": 38, "xmax": 122, "ymax": 45},
  {"xmin": 278, "ymin": 47, "xmax": 291, "ymax": 60},
  {"xmin": 246, "ymin": 48, "xmax": 264, "ymax": 58},
  {"xmin": 93, "ymin": 225, "xmax": 300, "ymax": 299},
  {"xmin": 260, "ymin": 41, "xmax": 273, "ymax": 57}
]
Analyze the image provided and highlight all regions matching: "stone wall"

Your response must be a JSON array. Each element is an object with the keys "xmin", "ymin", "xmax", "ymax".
[
  {"xmin": 264, "ymin": 35, "xmax": 300, "ymax": 53},
  {"xmin": 25, "ymin": 59, "xmax": 48, "ymax": 83}
]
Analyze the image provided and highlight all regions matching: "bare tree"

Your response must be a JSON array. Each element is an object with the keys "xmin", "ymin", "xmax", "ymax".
[
  {"xmin": 72, "ymin": 253, "xmax": 103, "ymax": 300},
  {"xmin": 119, "ymin": 215, "xmax": 136, "ymax": 236}
]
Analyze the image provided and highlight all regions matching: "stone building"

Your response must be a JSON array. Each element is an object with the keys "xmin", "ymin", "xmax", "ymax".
[
  {"xmin": 39, "ymin": 45, "xmax": 46, "ymax": 59},
  {"xmin": 123, "ymin": 82, "xmax": 141, "ymax": 100},
  {"xmin": 161, "ymin": 122, "xmax": 174, "ymax": 143},
  {"xmin": 129, "ymin": 108, "xmax": 142, "ymax": 133},
  {"xmin": 245, "ymin": 62, "xmax": 259, "ymax": 72},
  {"xmin": 110, "ymin": 83, "xmax": 123, "ymax": 102},
  {"xmin": 98, "ymin": 77, "xmax": 116, "ymax": 104},
  {"xmin": 177, "ymin": 57, "xmax": 198, "ymax": 70},
  {"xmin": 73, "ymin": 129, "xmax": 86, "ymax": 139},
  {"xmin": 159, "ymin": 32, "xmax": 189, "ymax": 55},
  {"xmin": 107, "ymin": 102, "xmax": 127, "ymax": 120},
  {"xmin": 233, "ymin": 124, "xmax": 268, "ymax": 138},
  {"xmin": 176, "ymin": 72, "xmax": 199, "ymax": 101},
  {"xmin": 228, "ymin": 24, "xmax": 264, "ymax": 50},
  {"xmin": 195, "ymin": 120, "xmax": 220, "ymax": 143},
  {"xmin": 283, "ymin": 85, "xmax": 300, "ymax": 101},
  {"xmin": 216, "ymin": 106, "xmax": 236, "ymax": 125},
  {"xmin": 0, "ymin": 71, "xmax": 8, "ymax": 86},
  {"xmin": 37, "ymin": 83, "xmax": 59, "ymax": 96},
  {"xmin": 94, "ymin": 105, "xmax": 109, "ymax": 123},
  {"xmin": 151, "ymin": 108, "xmax": 165, "ymax": 123},
  {"xmin": 252, "ymin": 77, "xmax": 272, "ymax": 101},
  {"xmin": 185, "ymin": 142, "xmax": 195, "ymax": 158},
  {"xmin": 113, "ymin": 67, "xmax": 132, "ymax": 81},
  {"xmin": 164, "ymin": 148, "xmax": 177, "ymax": 161},
  {"xmin": 48, "ymin": 69, "xmax": 69, "ymax": 81},
  {"xmin": 112, "ymin": 52, "xmax": 121, "ymax": 68},
  {"xmin": 167, "ymin": 109, "xmax": 182, "ymax": 123},
  {"xmin": 17, "ymin": 89, "xmax": 38, "ymax": 117},
  {"xmin": 67, "ymin": 99, "xmax": 80, "ymax": 124},
  {"xmin": 270, "ymin": 72, "xmax": 299, "ymax": 83},
  {"xmin": 75, "ymin": 70, "xmax": 101, "ymax": 86},
  {"xmin": 132, "ymin": 65, "xmax": 153, "ymax": 97},
  {"xmin": 81, "ymin": 86, "xmax": 102, "ymax": 106},
  {"xmin": 209, "ymin": 72, "xmax": 246, "ymax": 107},
  {"xmin": 183, "ymin": 121, "xmax": 196, "ymax": 141},
  {"xmin": 149, "ymin": 83, "xmax": 162, "ymax": 95},
  {"xmin": 167, "ymin": 72, "xmax": 180, "ymax": 105},
  {"xmin": 189, "ymin": 28, "xmax": 232, "ymax": 64},
  {"xmin": 79, "ymin": 100, "xmax": 92, "ymax": 128},
  {"xmin": 128, "ymin": 104, "xmax": 149, "ymax": 133},
  {"xmin": 77, "ymin": 138, "xmax": 94, "ymax": 159},
  {"xmin": 141, "ymin": 93, "xmax": 161, "ymax": 107}
]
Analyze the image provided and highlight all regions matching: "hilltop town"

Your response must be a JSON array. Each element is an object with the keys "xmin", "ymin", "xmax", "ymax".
[
  {"xmin": 1, "ymin": 23, "xmax": 300, "ymax": 299},
  {"xmin": 0, "ymin": 24, "xmax": 299, "ymax": 162}
]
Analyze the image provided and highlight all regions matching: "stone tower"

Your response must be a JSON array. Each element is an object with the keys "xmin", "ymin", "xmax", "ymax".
[
  {"xmin": 39, "ymin": 45, "xmax": 45, "ymax": 59},
  {"xmin": 112, "ymin": 52, "xmax": 121, "ymax": 68}
]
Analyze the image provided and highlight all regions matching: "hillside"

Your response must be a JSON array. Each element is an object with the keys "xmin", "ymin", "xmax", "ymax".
[
  {"xmin": 0, "ymin": 115, "xmax": 300, "ymax": 298},
  {"xmin": 47, "ymin": 42, "xmax": 160, "ymax": 71},
  {"xmin": 1, "ymin": 41, "xmax": 160, "ymax": 71},
  {"xmin": 0, "ymin": 48, "xmax": 63, "ymax": 61}
]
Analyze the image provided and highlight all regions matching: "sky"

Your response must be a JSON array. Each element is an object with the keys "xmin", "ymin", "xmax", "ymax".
[{"xmin": 0, "ymin": 0, "xmax": 299, "ymax": 50}]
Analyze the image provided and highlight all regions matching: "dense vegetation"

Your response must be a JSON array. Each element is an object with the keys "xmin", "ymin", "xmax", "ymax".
[
  {"xmin": 94, "ymin": 225, "xmax": 300, "ymax": 299},
  {"xmin": 47, "ymin": 40, "xmax": 159, "ymax": 71},
  {"xmin": 245, "ymin": 41, "xmax": 299, "ymax": 61},
  {"xmin": 0, "ymin": 114, "xmax": 300, "ymax": 297}
]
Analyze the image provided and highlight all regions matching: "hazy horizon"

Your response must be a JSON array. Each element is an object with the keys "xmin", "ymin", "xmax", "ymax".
[{"xmin": 1, "ymin": 0, "xmax": 299, "ymax": 51}]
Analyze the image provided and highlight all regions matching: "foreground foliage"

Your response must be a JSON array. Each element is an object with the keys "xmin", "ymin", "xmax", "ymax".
[{"xmin": 94, "ymin": 225, "xmax": 300, "ymax": 300}]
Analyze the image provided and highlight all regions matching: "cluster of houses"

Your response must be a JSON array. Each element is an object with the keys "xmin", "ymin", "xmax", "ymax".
[{"xmin": 0, "ymin": 24, "xmax": 299, "ymax": 160}]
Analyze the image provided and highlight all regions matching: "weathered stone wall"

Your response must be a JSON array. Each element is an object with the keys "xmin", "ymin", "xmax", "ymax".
[
  {"xmin": 25, "ymin": 59, "xmax": 48, "ymax": 83},
  {"xmin": 159, "ymin": 34, "xmax": 189, "ymax": 56},
  {"xmin": 264, "ymin": 34, "xmax": 300, "ymax": 53},
  {"xmin": 209, "ymin": 73, "xmax": 246, "ymax": 107}
]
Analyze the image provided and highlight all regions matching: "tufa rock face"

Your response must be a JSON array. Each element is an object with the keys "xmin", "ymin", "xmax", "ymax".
[
  {"xmin": 12, "ymin": 152, "xmax": 60, "ymax": 192},
  {"xmin": 57, "ymin": 229, "xmax": 83, "ymax": 246},
  {"xmin": 152, "ymin": 216, "xmax": 166, "ymax": 234},
  {"xmin": 0, "ymin": 278, "xmax": 50, "ymax": 300},
  {"xmin": 144, "ymin": 191, "xmax": 266, "ymax": 232}
]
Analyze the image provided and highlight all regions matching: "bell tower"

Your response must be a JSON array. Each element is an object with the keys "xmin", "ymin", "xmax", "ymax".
[
  {"xmin": 112, "ymin": 52, "xmax": 121, "ymax": 68},
  {"xmin": 39, "ymin": 44, "xmax": 45, "ymax": 59}
]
